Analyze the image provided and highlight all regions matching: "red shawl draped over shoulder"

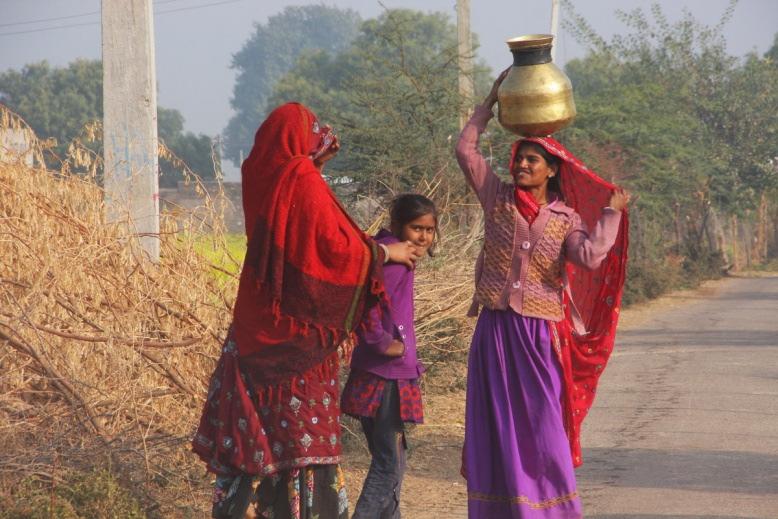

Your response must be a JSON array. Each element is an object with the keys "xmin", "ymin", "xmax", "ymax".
[
  {"xmin": 191, "ymin": 103, "xmax": 385, "ymax": 478},
  {"xmin": 232, "ymin": 102, "xmax": 384, "ymax": 385},
  {"xmin": 514, "ymin": 136, "xmax": 629, "ymax": 468}
]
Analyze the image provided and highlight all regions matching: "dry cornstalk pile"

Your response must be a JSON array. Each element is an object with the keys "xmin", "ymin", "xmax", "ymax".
[{"xmin": 0, "ymin": 106, "xmax": 481, "ymax": 515}]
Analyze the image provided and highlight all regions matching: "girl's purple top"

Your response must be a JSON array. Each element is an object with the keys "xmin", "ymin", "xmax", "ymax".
[{"xmin": 350, "ymin": 229, "xmax": 425, "ymax": 380}]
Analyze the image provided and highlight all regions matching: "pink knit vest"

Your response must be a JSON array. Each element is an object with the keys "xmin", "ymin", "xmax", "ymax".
[{"xmin": 474, "ymin": 185, "xmax": 574, "ymax": 321}]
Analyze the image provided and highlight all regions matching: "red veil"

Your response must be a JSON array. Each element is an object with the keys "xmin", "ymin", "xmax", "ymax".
[
  {"xmin": 233, "ymin": 102, "xmax": 384, "ymax": 383},
  {"xmin": 514, "ymin": 137, "xmax": 629, "ymax": 467}
]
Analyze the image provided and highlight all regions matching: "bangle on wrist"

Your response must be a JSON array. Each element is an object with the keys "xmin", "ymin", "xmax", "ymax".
[{"xmin": 378, "ymin": 243, "xmax": 390, "ymax": 264}]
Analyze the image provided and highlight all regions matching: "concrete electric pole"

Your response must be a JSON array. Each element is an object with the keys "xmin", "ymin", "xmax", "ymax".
[
  {"xmin": 550, "ymin": 0, "xmax": 560, "ymax": 61},
  {"xmin": 457, "ymin": 0, "xmax": 474, "ymax": 130},
  {"xmin": 102, "ymin": 0, "xmax": 160, "ymax": 261}
]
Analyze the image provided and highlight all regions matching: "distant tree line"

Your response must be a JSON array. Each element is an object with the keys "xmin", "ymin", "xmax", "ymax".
[
  {"xmin": 556, "ymin": 1, "xmax": 778, "ymax": 301},
  {"xmin": 1, "ymin": 3, "xmax": 775, "ymax": 304},
  {"xmin": 226, "ymin": 3, "xmax": 778, "ymax": 304},
  {"xmin": 223, "ymin": 5, "xmax": 362, "ymax": 167},
  {"xmin": 0, "ymin": 59, "xmax": 217, "ymax": 187}
]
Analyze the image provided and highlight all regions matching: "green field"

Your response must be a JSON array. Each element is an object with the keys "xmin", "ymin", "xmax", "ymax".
[{"xmin": 192, "ymin": 233, "xmax": 246, "ymax": 282}]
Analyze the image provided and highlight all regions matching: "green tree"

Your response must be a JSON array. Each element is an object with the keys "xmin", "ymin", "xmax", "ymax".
[
  {"xmin": 267, "ymin": 8, "xmax": 492, "ymax": 191},
  {"xmin": 765, "ymin": 33, "xmax": 778, "ymax": 63},
  {"xmin": 562, "ymin": 1, "xmax": 777, "ymax": 212},
  {"xmin": 157, "ymin": 107, "xmax": 217, "ymax": 187},
  {"xmin": 223, "ymin": 5, "xmax": 362, "ymax": 165},
  {"xmin": 0, "ymin": 59, "xmax": 102, "ymax": 159},
  {"xmin": 0, "ymin": 59, "xmax": 217, "ymax": 183},
  {"xmin": 560, "ymin": 0, "xmax": 778, "ymax": 298}
]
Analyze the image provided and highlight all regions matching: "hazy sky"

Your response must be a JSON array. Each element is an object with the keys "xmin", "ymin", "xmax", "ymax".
[{"xmin": 1, "ymin": 0, "xmax": 776, "ymax": 177}]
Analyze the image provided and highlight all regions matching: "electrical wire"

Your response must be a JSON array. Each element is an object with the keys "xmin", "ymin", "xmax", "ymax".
[
  {"xmin": 0, "ymin": 21, "xmax": 100, "ymax": 37},
  {"xmin": 0, "ymin": 0, "xmax": 182, "ymax": 28},
  {"xmin": 0, "ymin": 10, "xmax": 99, "ymax": 29},
  {"xmin": 154, "ymin": 0, "xmax": 246, "ymax": 16},
  {"xmin": 0, "ymin": 0, "xmax": 245, "ymax": 37}
]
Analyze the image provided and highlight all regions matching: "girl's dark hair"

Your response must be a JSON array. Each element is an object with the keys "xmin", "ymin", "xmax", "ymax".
[
  {"xmin": 517, "ymin": 142, "xmax": 563, "ymax": 195},
  {"xmin": 389, "ymin": 194, "xmax": 439, "ymax": 257}
]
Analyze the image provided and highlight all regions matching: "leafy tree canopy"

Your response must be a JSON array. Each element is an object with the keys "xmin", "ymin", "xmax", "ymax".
[
  {"xmin": 558, "ymin": 0, "xmax": 778, "ymax": 298},
  {"xmin": 266, "ymin": 8, "xmax": 492, "ymax": 191},
  {"xmin": 156, "ymin": 106, "xmax": 217, "ymax": 187},
  {"xmin": 0, "ymin": 59, "xmax": 216, "ymax": 187},
  {"xmin": 560, "ymin": 0, "xmax": 778, "ymax": 214},
  {"xmin": 223, "ymin": 5, "xmax": 362, "ymax": 165},
  {"xmin": 0, "ymin": 59, "xmax": 102, "ymax": 155}
]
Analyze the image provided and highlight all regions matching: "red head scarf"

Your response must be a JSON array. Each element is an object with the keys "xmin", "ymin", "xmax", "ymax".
[
  {"xmin": 240, "ymin": 103, "xmax": 324, "ymax": 256},
  {"xmin": 514, "ymin": 136, "xmax": 629, "ymax": 467},
  {"xmin": 232, "ymin": 103, "xmax": 384, "ymax": 382}
]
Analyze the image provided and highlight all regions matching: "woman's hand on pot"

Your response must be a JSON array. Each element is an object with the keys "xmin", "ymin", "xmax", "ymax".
[
  {"xmin": 385, "ymin": 241, "xmax": 422, "ymax": 269},
  {"xmin": 609, "ymin": 188, "xmax": 632, "ymax": 212},
  {"xmin": 484, "ymin": 67, "xmax": 511, "ymax": 108},
  {"xmin": 384, "ymin": 339, "xmax": 405, "ymax": 357}
]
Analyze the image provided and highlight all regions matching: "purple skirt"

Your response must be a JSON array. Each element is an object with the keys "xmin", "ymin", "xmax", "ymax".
[{"xmin": 464, "ymin": 308, "xmax": 582, "ymax": 518}]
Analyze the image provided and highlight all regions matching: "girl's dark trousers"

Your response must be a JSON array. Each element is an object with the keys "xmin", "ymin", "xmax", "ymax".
[{"xmin": 352, "ymin": 380, "xmax": 406, "ymax": 519}]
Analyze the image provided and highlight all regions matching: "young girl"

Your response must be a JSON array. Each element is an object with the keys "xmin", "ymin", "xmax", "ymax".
[{"xmin": 341, "ymin": 194, "xmax": 438, "ymax": 519}]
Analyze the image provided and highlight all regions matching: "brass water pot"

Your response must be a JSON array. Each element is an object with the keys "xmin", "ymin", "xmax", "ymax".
[{"xmin": 497, "ymin": 34, "xmax": 576, "ymax": 136}]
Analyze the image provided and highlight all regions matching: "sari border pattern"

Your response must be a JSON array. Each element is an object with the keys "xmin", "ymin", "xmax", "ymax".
[{"xmin": 467, "ymin": 490, "xmax": 579, "ymax": 510}]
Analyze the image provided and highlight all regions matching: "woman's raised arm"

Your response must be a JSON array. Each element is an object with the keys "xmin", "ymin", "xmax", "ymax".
[{"xmin": 455, "ymin": 69, "xmax": 510, "ymax": 211}]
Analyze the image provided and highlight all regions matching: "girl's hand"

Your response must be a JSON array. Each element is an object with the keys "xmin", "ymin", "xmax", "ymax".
[
  {"xmin": 484, "ymin": 67, "xmax": 511, "ymax": 109},
  {"xmin": 384, "ymin": 339, "xmax": 405, "ymax": 357},
  {"xmin": 609, "ymin": 188, "xmax": 632, "ymax": 212},
  {"xmin": 313, "ymin": 135, "xmax": 340, "ymax": 170},
  {"xmin": 385, "ymin": 241, "xmax": 422, "ymax": 269}
]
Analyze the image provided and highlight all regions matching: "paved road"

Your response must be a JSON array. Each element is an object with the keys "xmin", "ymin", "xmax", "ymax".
[
  {"xmin": 579, "ymin": 275, "xmax": 778, "ymax": 518},
  {"xmin": 353, "ymin": 274, "xmax": 778, "ymax": 518}
]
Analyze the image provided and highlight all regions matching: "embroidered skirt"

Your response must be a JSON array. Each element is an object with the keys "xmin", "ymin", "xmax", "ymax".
[
  {"xmin": 341, "ymin": 369, "xmax": 424, "ymax": 424},
  {"xmin": 463, "ymin": 308, "xmax": 582, "ymax": 518},
  {"xmin": 192, "ymin": 337, "xmax": 343, "ymax": 478}
]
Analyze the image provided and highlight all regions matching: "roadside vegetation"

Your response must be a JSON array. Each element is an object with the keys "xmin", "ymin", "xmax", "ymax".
[{"xmin": 0, "ymin": 2, "xmax": 776, "ymax": 516}]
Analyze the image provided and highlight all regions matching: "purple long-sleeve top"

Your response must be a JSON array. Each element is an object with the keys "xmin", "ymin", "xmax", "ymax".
[{"xmin": 350, "ymin": 229, "xmax": 425, "ymax": 380}]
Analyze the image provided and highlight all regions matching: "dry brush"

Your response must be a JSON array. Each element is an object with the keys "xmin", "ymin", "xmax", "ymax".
[{"xmin": 0, "ymin": 106, "xmax": 480, "ymax": 516}]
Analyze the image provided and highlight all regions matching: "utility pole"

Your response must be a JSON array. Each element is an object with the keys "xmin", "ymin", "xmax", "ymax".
[
  {"xmin": 102, "ymin": 0, "xmax": 160, "ymax": 261},
  {"xmin": 457, "ymin": 0, "xmax": 474, "ymax": 130},
  {"xmin": 550, "ymin": 0, "xmax": 560, "ymax": 61},
  {"xmin": 213, "ymin": 134, "xmax": 224, "ymax": 180}
]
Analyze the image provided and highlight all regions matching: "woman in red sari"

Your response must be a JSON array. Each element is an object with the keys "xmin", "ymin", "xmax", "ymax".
[{"xmin": 193, "ymin": 103, "xmax": 418, "ymax": 519}]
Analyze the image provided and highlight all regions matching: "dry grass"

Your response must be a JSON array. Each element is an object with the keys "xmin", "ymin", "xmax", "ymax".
[
  {"xmin": 0, "ymin": 106, "xmax": 482, "ymax": 516},
  {"xmin": 0, "ymin": 106, "xmax": 243, "ymax": 516}
]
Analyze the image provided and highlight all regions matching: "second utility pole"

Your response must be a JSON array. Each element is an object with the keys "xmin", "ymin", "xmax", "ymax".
[
  {"xmin": 550, "ymin": 0, "xmax": 560, "ymax": 61},
  {"xmin": 457, "ymin": 0, "xmax": 474, "ymax": 130}
]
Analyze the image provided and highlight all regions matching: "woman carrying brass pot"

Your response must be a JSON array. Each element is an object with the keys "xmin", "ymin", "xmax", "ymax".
[{"xmin": 456, "ymin": 70, "xmax": 630, "ymax": 518}]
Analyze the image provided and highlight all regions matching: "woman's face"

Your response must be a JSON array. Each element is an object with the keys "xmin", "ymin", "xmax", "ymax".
[
  {"xmin": 511, "ymin": 144, "xmax": 557, "ymax": 189},
  {"xmin": 397, "ymin": 213, "xmax": 436, "ymax": 257}
]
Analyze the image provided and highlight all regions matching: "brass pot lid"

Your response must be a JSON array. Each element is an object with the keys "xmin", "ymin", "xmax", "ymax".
[{"xmin": 506, "ymin": 34, "xmax": 554, "ymax": 51}]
